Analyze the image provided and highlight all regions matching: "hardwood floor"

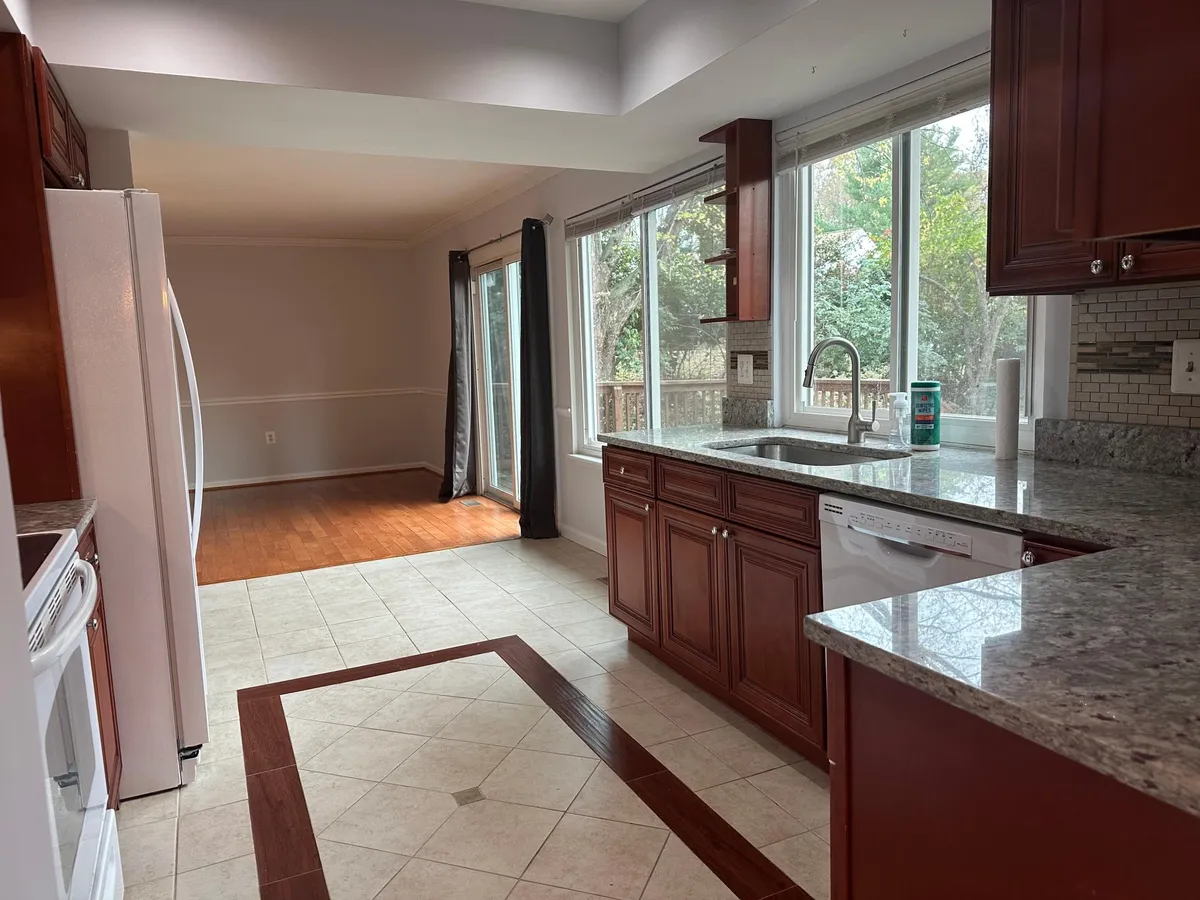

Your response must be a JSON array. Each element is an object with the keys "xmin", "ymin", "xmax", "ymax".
[{"xmin": 195, "ymin": 469, "xmax": 521, "ymax": 584}]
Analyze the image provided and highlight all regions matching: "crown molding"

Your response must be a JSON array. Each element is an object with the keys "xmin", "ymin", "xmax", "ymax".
[{"xmin": 164, "ymin": 235, "xmax": 410, "ymax": 250}]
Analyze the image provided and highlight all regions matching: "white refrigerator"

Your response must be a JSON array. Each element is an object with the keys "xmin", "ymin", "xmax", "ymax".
[{"xmin": 46, "ymin": 189, "xmax": 209, "ymax": 799}]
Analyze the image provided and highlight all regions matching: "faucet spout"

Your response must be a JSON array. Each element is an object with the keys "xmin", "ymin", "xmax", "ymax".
[{"xmin": 802, "ymin": 337, "xmax": 880, "ymax": 445}]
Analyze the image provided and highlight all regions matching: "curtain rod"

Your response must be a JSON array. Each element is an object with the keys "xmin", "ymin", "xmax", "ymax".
[
  {"xmin": 464, "ymin": 214, "xmax": 554, "ymax": 256},
  {"xmin": 565, "ymin": 156, "xmax": 724, "ymax": 225}
]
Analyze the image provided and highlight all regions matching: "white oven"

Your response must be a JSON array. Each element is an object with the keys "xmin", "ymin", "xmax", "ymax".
[{"xmin": 27, "ymin": 540, "xmax": 122, "ymax": 900}]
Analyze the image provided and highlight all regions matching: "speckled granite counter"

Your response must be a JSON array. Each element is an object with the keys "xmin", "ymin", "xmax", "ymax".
[
  {"xmin": 600, "ymin": 426, "xmax": 1200, "ymax": 818},
  {"xmin": 15, "ymin": 499, "xmax": 97, "ymax": 538}
]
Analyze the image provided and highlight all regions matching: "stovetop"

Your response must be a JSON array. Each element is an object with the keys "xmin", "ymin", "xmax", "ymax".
[
  {"xmin": 19, "ymin": 532, "xmax": 63, "ymax": 590},
  {"xmin": 18, "ymin": 529, "xmax": 78, "ymax": 628}
]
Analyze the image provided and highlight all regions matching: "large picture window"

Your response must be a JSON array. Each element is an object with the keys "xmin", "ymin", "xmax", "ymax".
[
  {"xmin": 576, "ymin": 188, "xmax": 727, "ymax": 446},
  {"xmin": 789, "ymin": 102, "xmax": 1036, "ymax": 442}
]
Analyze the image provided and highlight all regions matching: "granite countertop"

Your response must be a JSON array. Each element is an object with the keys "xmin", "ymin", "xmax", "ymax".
[
  {"xmin": 15, "ymin": 499, "xmax": 98, "ymax": 538},
  {"xmin": 600, "ymin": 425, "xmax": 1200, "ymax": 819}
]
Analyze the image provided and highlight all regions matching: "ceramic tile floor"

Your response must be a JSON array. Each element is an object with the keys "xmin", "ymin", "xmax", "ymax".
[{"xmin": 117, "ymin": 537, "xmax": 831, "ymax": 900}]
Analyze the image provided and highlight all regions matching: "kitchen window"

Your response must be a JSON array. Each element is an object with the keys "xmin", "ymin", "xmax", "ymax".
[
  {"xmin": 570, "ymin": 167, "xmax": 729, "ymax": 450},
  {"xmin": 778, "ymin": 66, "xmax": 1068, "ymax": 448}
]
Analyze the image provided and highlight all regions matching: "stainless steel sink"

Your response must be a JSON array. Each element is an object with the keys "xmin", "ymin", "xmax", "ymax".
[{"xmin": 719, "ymin": 442, "xmax": 906, "ymax": 466}]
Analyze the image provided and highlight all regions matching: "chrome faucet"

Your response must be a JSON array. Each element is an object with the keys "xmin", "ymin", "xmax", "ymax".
[{"xmin": 802, "ymin": 337, "xmax": 879, "ymax": 445}]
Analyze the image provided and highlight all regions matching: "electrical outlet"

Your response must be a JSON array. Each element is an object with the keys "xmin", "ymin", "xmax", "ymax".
[
  {"xmin": 265, "ymin": 431, "xmax": 276, "ymax": 444},
  {"xmin": 1172, "ymin": 340, "xmax": 1200, "ymax": 394},
  {"xmin": 737, "ymin": 354, "xmax": 754, "ymax": 386}
]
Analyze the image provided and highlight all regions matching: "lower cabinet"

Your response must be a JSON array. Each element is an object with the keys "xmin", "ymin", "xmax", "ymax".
[
  {"xmin": 656, "ymin": 502, "xmax": 728, "ymax": 692},
  {"xmin": 81, "ymin": 525, "xmax": 121, "ymax": 807},
  {"xmin": 605, "ymin": 487, "xmax": 659, "ymax": 642},
  {"xmin": 727, "ymin": 528, "xmax": 824, "ymax": 751}
]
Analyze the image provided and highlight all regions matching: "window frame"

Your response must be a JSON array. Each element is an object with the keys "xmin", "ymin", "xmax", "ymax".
[{"xmin": 778, "ymin": 103, "xmax": 1068, "ymax": 450}]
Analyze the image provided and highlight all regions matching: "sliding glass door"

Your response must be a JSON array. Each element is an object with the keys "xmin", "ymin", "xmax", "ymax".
[{"xmin": 474, "ymin": 258, "xmax": 522, "ymax": 508}]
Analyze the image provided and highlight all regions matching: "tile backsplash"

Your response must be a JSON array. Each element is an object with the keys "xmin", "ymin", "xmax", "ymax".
[
  {"xmin": 724, "ymin": 321, "xmax": 773, "ymax": 426},
  {"xmin": 1069, "ymin": 284, "xmax": 1200, "ymax": 428}
]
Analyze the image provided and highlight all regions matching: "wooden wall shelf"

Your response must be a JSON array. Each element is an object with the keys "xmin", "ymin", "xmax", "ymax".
[{"xmin": 697, "ymin": 118, "xmax": 771, "ymax": 324}]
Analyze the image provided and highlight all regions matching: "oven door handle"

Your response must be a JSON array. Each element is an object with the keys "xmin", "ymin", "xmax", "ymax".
[{"xmin": 30, "ymin": 559, "xmax": 99, "ymax": 676}]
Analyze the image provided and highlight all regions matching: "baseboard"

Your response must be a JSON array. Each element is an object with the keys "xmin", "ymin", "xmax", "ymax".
[
  {"xmin": 558, "ymin": 523, "xmax": 607, "ymax": 557},
  {"xmin": 199, "ymin": 462, "xmax": 443, "ymax": 490}
]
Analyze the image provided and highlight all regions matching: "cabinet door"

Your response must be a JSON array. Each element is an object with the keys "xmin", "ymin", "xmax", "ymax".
[
  {"xmin": 727, "ymin": 527, "xmax": 824, "ymax": 751},
  {"xmin": 1115, "ymin": 240, "xmax": 1200, "ymax": 285},
  {"xmin": 89, "ymin": 595, "xmax": 123, "ymax": 807},
  {"xmin": 67, "ymin": 110, "xmax": 89, "ymax": 189},
  {"xmin": 605, "ymin": 487, "xmax": 658, "ymax": 642},
  {"xmin": 656, "ymin": 502, "xmax": 728, "ymax": 690},
  {"xmin": 1072, "ymin": 2, "xmax": 1200, "ymax": 239},
  {"xmin": 988, "ymin": 0, "xmax": 1116, "ymax": 294},
  {"xmin": 31, "ymin": 48, "xmax": 73, "ymax": 187}
]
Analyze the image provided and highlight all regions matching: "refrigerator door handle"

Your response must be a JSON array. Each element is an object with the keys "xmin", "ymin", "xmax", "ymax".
[{"xmin": 168, "ymin": 280, "xmax": 204, "ymax": 558}]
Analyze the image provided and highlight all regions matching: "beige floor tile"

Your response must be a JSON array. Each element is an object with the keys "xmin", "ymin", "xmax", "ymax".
[
  {"xmin": 815, "ymin": 822, "xmax": 832, "ymax": 842},
  {"xmin": 328, "ymin": 615, "xmax": 406, "ymax": 646},
  {"xmin": 304, "ymin": 564, "xmax": 369, "ymax": 591},
  {"xmin": 175, "ymin": 854, "xmax": 258, "ymax": 900},
  {"xmin": 523, "ymin": 813, "xmax": 668, "ymax": 900},
  {"xmin": 567, "ymin": 765, "xmax": 664, "ymax": 828},
  {"xmin": 541, "ymin": 649, "xmax": 605, "ymax": 681},
  {"xmin": 317, "ymin": 839, "xmax": 408, "ymax": 900},
  {"xmin": 377, "ymin": 859, "xmax": 516, "ymax": 900},
  {"xmin": 692, "ymin": 725, "xmax": 801, "ymax": 777},
  {"xmin": 607, "ymin": 702, "xmax": 687, "ymax": 747},
  {"xmin": 354, "ymin": 665, "xmax": 437, "ymax": 692},
  {"xmin": 265, "ymin": 647, "xmax": 345, "ymax": 682},
  {"xmin": 117, "ymin": 790, "xmax": 179, "ymax": 830},
  {"xmin": 384, "ymin": 738, "xmax": 509, "ymax": 793},
  {"xmin": 362, "ymin": 692, "xmax": 471, "ymax": 736},
  {"xmin": 251, "ymin": 602, "xmax": 326, "ymax": 638},
  {"xmin": 299, "ymin": 769, "xmax": 376, "ymax": 833},
  {"xmin": 206, "ymin": 690, "xmax": 240, "ymax": 726},
  {"xmin": 516, "ymin": 713, "xmax": 598, "ymax": 759},
  {"xmin": 200, "ymin": 580, "xmax": 248, "ymax": 604},
  {"xmin": 479, "ymin": 671, "xmax": 548, "ymax": 707},
  {"xmin": 480, "ymin": 748, "xmax": 597, "ymax": 810},
  {"xmin": 473, "ymin": 611, "xmax": 556, "ymax": 639},
  {"xmin": 417, "ymin": 799, "xmax": 563, "ymax": 877},
  {"xmin": 762, "ymin": 832, "xmax": 831, "ymax": 900},
  {"xmin": 338, "ymin": 635, "xmax": 421, "ymax": 669},
  {"xmin": 258, "ymin": 625, "xmax": 336, "ymax": 660},
  {"xmin": 468, "ymin": 651, "xmax": 510, "ymax": 668},
  {"xmin": 696, "ymin": 780, "xmax": 806, "ymax": 848},
  {"xmin": 289, "ymin": 683, "xmax": 400, "ymax": 726},
  {"xmin": 748, "ymin": 763, "xmax": 830, "ymax": 829},
  {"xmin": 555, "ymin": 616, "xmax": 628, "ymax": 648},
  {"xmin": 323, "ymin": 783, "xmax": 458, "ymax": 855},
  {"xmin": 201, "ymin": 718, "xmax": 245, "ymax": 765},
  {"xmin": 386, "ymin": 601, "xmax": 470, "ymax": 633},
  {"xmin": 516, "ymin": 628, "xmax": 578, "ymax": 656},
  {"xmin": 508, "ymin": 883, "xmax": 611, "ymax": 900},
  {"xmin": 179, "ymin": 756, "xmax": 247, "ymax": 815},
  {"xmin": 201, "ymin": 605, "xmax": 257, "ymax": 646},
  {"xmin": 120, "ymin": 817, "xmax": 178, "ymax": 886},
  {"xmin": 318, "ymin": 596, "xmax": 391, "ymax": 625},
  {"xmin": 286, "ymin": 717, "xmax": 352, "ymax": 765},
  {"xmin": 568, "ymin": 579, "xmax": 609, "ymax": 601},
  {"xmin": 176, "ymin": 800, "xmax": 255, "ymax": 874},
  {"xmin": 406, "ymin": 621, "xmax": 488, "ymax": 652},
  {"xmin": 303, "ymin": 727, "xmax": 428, "ymax": 781},
  {"xmin": 650, "ymin": 737, "xmax": 741, "ymax": 790},
  {"xmin": 648, "ymin": 690, "xmax": 746, "ymax": 735},
  {"xmin": 408, "ymin": 661, "xmax": 505, "ymax": 699},
  {"xmin": 535, "ymin": 601, "xmax": 608, "ymax": 629},
  {"xmin": 569, "ymin": 673, "xmax": 641, "ymax": 710},
  {"xmin": 611, "ymin": 663, "xmax": 687, "ymax": 702},
  {"xmin": 641, "ymin": 833, "xmax": 737, "ymax": 900},
  {"xmin": 583, "ymin": 639, "xmax": 654, "ymax": 672},
  {"xmin": 248, "ymin": 571, "xmax": 307, "ymax": 591},
  {"xmin": 204, "ymin": 657, "xmax": 267, "ymax": 694},
  {"xmin": 437, "ymin": 699, "xmax": 547, "ymax": 747},
  {"xmin": 508, "ymin": 584, "xmax": 586, "ymax": 610},
  {"xmin": 124, "ymin": 875, "xmax": 175, "ymax": 900},
  {"xmin": 203, "ymin": 637, "xmax": 263, "ymax": 674}
]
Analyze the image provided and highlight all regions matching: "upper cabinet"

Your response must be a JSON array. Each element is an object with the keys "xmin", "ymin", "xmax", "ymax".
[
  {"xmin": 988, "ymin": 0, "xmax": 1200, "ymax": 295},
  {"xmin": 697, "ymin": 118, "xmax": 772, "ymax": 323},
  {"xmin": 32, "ymin": 48, "xmax": 89, "ymax": 190}
]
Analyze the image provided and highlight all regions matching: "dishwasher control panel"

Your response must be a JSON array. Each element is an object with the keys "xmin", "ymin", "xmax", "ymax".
[{"xmin": 845, "ymin": 509, "xmax": 973, "ymax": 556}]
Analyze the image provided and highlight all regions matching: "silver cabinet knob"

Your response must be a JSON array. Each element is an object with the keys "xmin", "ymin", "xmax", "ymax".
[
  {"xmin": 619, "ymin": 466, "xmax": 626, "ymax": 475},
  {"xmin": 643, "ymin": 503, "xmax": 650, "ymax": 512},
  {"xmin": 87, "ymin": 617, "xmax": 99, "ymax": 631},
  {"xmin": 1021, "ymin": 550, "xmax": 1036, "ymax": 567},
  {"xmin": 721, "ymin": 529, "xmax": 730, "ymax": 539},
  {"xmin": 1121, "ymin": 254, "xmax": 1135, "ymax": 271},
  {"xmin": 73, "ymin": 173, "xmax": 85, "ymax": 187},
  {"xmin": 1090, "ymin": 259, "xmax": 1105, "ymax": 275},
  {"xmin": 710, "ymin": 526, "xmax": 718, "ymax": 535}
]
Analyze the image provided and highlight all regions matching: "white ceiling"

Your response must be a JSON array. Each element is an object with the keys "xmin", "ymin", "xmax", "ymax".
[
  {"xmin": 462, "ymin": 0, "xmax": 647, "ymax": 21},
  {"xmin": 132, "ymin": 137, "xmax": 557, "ymax": 241}
]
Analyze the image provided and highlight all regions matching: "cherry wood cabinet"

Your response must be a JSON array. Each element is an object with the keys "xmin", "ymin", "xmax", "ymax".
[
  {"xmin": 32, "ymin": 48, "xmax": 89, "ymax": 189},
  {"xmin": 727, "ymin": 528, "xmax": 824, "ymax": 751},
  {"xmin": 1020, "ymin": 531, "xmax": 1106, "ymax": 568},
  {"xmin": 80, "ymin": 525, "xmax": 121, "ymax": 808},
  {"xmin": 657, "ymin": 502, "xmax": 729, "ymax": 692},
  {"xmin": 604, "ymin": 486, "xmax": 659, "ymax": 643}
]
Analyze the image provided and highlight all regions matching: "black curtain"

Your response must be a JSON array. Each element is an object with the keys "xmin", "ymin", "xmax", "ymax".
[
  {"xmin": 438, "ymin": 251, "xmax": 477, "ymax": 502},
  {"xmin": 518, "ymin": 219, "xmax": 559, "ymax": 538}
]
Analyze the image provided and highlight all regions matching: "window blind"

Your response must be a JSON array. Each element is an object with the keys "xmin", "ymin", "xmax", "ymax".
[
  {"xmin": 564, "ymin": 159, "xmax": 725, "ymax": 240},
  {"xmin": 776, "ymin": 55, "xmax": 991, "ymax": 172}
]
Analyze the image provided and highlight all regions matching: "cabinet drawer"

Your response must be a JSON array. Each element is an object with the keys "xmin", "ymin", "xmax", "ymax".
[
  {"xmin": 656, "ymin": 458, "xmax": 725, "ymax": 516},
  {"xmin": 603, "ymin": 447, "xmax": 655, "ymax": 495},
  {"xmin": 727, "ymin": 474, "xmax": 819, "ymax": 546}
]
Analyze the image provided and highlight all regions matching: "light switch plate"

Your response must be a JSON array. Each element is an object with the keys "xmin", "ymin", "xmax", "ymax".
[
  {"xmin": 737, "ymin": 354, "xmax": 754, "ymax": 386},
  {"xmin": 1171, "ymin": 340, "xmax": 1200, "ymax": 394}
]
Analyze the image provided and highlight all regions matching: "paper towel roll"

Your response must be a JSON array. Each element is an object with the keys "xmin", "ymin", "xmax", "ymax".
[{"xmin": 995, "ymin": 358, "xmax": 1021, "ymax": 460}]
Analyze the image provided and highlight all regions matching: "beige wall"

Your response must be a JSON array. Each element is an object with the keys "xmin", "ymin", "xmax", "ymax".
[{"xmin": 168, "ymin": 241, "xmax": 444, "ymax": 485}]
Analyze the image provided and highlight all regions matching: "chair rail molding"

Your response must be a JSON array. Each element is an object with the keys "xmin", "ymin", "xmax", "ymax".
[{"xmin": 180, "ymin": 387, "xmax": 447, "ymax": 408}]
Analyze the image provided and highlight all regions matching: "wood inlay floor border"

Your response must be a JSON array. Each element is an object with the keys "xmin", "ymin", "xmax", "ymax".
[{"xmin": 238, "ymin": 636, "xmax": 812, "ymax": 900}]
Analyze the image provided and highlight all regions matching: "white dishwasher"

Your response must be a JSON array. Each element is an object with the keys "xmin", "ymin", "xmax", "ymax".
[{"xmin": 819, "ymin": 494, "xmax": 1024, "ymax": 610}]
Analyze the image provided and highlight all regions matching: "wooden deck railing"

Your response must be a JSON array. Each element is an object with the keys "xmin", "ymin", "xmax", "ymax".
[
  {"xmin": 597, "ymin": 379, "xmax": 726, "ymax": 432},
  {"xmin": 809, "ymin": 378, "xmax": 892, "ymax": 411}
]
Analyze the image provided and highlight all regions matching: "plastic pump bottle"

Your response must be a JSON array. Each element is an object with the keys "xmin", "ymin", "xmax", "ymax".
[{"xmin": 888, "ymin": 392, "xmax": 911, "ymax": 450}]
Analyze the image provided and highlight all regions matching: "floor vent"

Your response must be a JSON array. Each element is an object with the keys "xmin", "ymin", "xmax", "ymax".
[
  {"xmin": 452, "ymin": 787, "xmax": 485, "ymax": 806},
  {"xmin": 460, "ymin": 499, "xmax": 482, "ymax": 507}
]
